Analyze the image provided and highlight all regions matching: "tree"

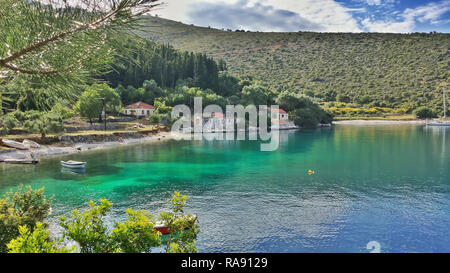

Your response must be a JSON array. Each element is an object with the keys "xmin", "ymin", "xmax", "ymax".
[
  {"xmin": 103, "ymin": 39, "xmax": 223, "ymax": 91},
  {"xmin": 116, "ymin": 85, "xmax": 140, "ymax": 106},
  {"xmin": 413, "ymin": 106, "xmax": 436, "ymax": 119},
  {"xmin": 91, "ymin": 83, "xmax": 122, "ymax": 115},
  {"xmin": 0, "ymin": 0, "xmax": 162, "ymax": 95},
  {"xmin": 142, "ymin": 79, "xmax": 164, "ymax": 104},
  {"xmin": 0, "ymin": 186, "xmax": 52, "ymax": 253},
  {"xmin": 218, "ymin": 59, "xmax": 227, "ymax": 71},
  {"xmin": 241, "ymin": 84, "xmax": 275, "ymax": 106},
  {"xmin": 277, "ymin": 91, "xmax": 315, "ymax": 111},
  {"xmin": 74, "ymin": 87, "xmax": 103, "ymax": 124},
  {"xmin": 277, "ymin": 91, "xmax": 333, "ymax": 127},
  {"xmin": 218, "ymin": 72, "xmax": 241, "ymax": 97},
  {"xmin": 23, "ymin": 112, "xmax": 64, "ymax": 139}
]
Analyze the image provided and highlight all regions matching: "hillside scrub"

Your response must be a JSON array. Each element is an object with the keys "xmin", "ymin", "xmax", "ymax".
[{"xmin": 144, "ymin": 16, "xmax": 449, "ymax": 115}]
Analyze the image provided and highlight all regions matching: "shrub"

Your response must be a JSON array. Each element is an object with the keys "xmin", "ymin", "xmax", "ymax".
[
  {"xmin": 7, "ymin": 223, "xmax": 72, "ymax": 253},
  {"xmin": 23, "ymin": 112, "xmax": 64, "ymax": 138},
  {"xmin": 0, "ymin": 186, "xmax": 52, "ymax": 253},
  {"xmin": 0, "ymin": 114, "xmax": 18, "ymax": 135},
  {"xmin": 50, "ymin": 103, "xmax": 75, "ymax": 120},
  {"xmin": 413, "ymin": 106, "xmax": 436, "ymax": 119},
  {"xmin": 11, "ymin": 110, "xmax": 27, "ymax": 122},
  {"xmin": 58, "ymin": 193, "xmax": 198, "ymax": 253},
  {"xmin": 2, "ymin": 187, "xmax": 198, "ymax": 253},
  {"xmin": 59, "ymin": 199, "xmax": 114, "ymax": 253}
]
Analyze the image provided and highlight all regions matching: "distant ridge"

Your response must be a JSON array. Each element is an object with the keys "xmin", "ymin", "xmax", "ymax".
[{"xmin": 141, "ymin": 16, "xmax": 450, "ymax": 111}]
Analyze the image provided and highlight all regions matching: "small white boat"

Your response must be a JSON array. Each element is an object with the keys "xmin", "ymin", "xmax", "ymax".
[
  {"xmin": 23, "ymin": 139, "xmax": 40, "ymax": 148},
  {"xmin": 61, "ymin": 160, "xmax": 87, "ymax": 169},
  {"xmin": 2, "ymin": 139, "xmax": 29, "ymax": 150}
]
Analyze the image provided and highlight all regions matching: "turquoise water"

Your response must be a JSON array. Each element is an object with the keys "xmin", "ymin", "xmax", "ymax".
[{"xmin": 0, "ymin": 125, "xmax": 449, "ymax": 252}]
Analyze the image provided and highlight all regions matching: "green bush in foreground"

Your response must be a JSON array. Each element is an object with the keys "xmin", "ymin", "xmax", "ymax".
[
  {"xmin": 7, "ymin": 223, "xmax": 73, "ymax": 253},
  {"xmin": 1, "ymin": 186, "xmax": 199, "ymax": 253},
  {"xmin": 0, "ymin": 186, "xmax": 52, "ymax": 253}
]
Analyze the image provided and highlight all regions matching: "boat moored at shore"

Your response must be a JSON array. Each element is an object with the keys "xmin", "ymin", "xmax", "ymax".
[{"xmin": 2, "ymin": 139, "xmax": 30, "ymax": 150}]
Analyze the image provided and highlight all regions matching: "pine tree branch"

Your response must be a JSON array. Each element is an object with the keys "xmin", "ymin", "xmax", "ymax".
[
  {"xmin": 0, "ymin": 62, "xmax": 59, "ymax": 75},
  {"xmin": 0, "ymin": 0, "xmax": 162, "ymax": 74}
]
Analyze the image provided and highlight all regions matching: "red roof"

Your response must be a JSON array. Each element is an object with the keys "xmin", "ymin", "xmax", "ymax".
[
  {"xmin": 269, "ymin": 107, "xmax": 287, "ymax": 113},
  {"xmin": 212, "ymin": 112, "xmax": 225, "ymax": 119},
  {"xmin": 125, "ymin": 102, "xmax": 154, "ymax": 109}
]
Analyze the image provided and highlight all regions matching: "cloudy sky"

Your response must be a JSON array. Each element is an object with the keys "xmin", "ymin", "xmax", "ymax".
[{"xmin": 150, "ymin": 0, "xmax": 450, "ymax": 33}]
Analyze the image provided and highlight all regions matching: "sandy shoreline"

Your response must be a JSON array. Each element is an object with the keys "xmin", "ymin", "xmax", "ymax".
[
  {"xmin": 0, "ymin": 131, "xmax": 177, "ymax": 162},
  {"xmin": 332, "ymin": 119, "xmax": 426, "ymax": 125}
]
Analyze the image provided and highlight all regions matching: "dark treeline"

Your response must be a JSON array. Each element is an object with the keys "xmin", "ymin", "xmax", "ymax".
[{"xmin": 102, "ymin": 37, "xmax": 226, "ymax": 91}]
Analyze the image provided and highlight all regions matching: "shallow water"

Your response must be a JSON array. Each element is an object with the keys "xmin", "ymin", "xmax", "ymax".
[{"xmin": 0, "ymin": 124, "xmax": 449, "ymax": 252}]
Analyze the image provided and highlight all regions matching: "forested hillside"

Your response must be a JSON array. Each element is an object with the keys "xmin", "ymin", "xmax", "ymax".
[
  {"xmin": 103, "ymin": 37, "xmax": 225, "ymax": 90},
  {"xmin": 142, "ymin": 16, "xmax": 449, "ymax": 114}
]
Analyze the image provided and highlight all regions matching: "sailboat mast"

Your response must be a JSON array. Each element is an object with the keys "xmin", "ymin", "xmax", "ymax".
[{"xmin": 444, "ymin": 87, "xmax": 447, "ymax": 119}]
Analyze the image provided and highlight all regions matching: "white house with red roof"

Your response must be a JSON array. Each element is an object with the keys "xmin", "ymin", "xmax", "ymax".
[
  {"xmin": 203, "ymin": 112, "xmax": 234, "ymax": 132},
  {"xmin": 123, "ymin": 102, "xmax": 155, "ymax": 117},
  {"xmin": 268, "ymin": 107, "xmax": 289, "ymax": 121},
  {"xmin": 268, "ymin": 107, "xmax": 298, "ymax": 130}
]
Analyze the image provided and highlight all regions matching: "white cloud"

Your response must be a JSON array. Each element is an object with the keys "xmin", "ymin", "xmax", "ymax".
[
  {"xmin": 361, "ymin": 0, "xmax": 450, "ymax": 33},
  {"xmin": 258, "ymin": 0, "xmax": 362, "ymax": 32},
  {"xmin": 152, "ymin": 0, "xmax": 449, "ymax": 33},
  {"xmin": 403, "ymin": 1, "xmax": 450, "ymax": 25},
  {"xmin": 361, "ymin": 17, "xmax": 415, "ymax": 33},
  {"xmin": 359, "ymin": 0, "xmax": 397, "ymax": 7},
  {"xmin": 365, "ymin": 0, "xmax": 381, "ymax": 5},
  {"xmin": 152, "ymin": 0, "xmax": 362, "ymax": 32}
]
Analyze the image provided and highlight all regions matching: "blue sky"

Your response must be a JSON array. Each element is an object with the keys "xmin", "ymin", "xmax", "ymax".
[{"xmin": 151, "ymin": 0, "xmax": 450, "ymax": 33}]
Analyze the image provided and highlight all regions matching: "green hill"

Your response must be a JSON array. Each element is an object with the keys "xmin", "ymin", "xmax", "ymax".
[{"xmin": 141, "ymin": 16, "xmax": 449, "ymax": 115}]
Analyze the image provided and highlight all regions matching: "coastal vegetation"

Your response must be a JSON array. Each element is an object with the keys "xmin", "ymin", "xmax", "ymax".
[
  {"xmin": 1, "ymin": 186, "xmax": 199, "ymax": 253},
  {"xmin": 413, "ymin": 106, "xmax": 437, "ymax": 119},
  {"xmin": 74, "ymin": 83, "xmax": 122, "ymax": 124},
  {"xmin": 143, "ymin": 16, "xmax": 449, "ymax": 117},
  {"xmin": 0, "ymin": 1, "xmax": 330, "ymax": 135},
  {"xmin": 0, "ymin": 0, "xmax": 166, "ymax": 134}
]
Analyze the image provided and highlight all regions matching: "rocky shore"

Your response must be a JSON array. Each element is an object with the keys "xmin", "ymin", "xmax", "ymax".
[{"xmin": 0, "ymin": 131, "xmax": 175, "ymax": 162}]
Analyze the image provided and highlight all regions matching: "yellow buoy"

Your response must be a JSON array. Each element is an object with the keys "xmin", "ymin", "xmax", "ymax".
[{"xmin": 308, "ymin": 170, "xmax": 315, "ymax": 175}]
